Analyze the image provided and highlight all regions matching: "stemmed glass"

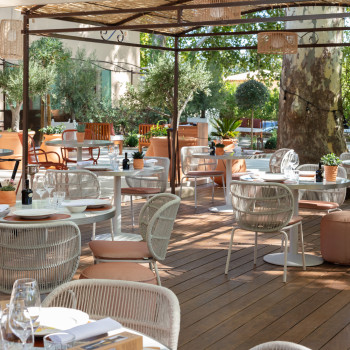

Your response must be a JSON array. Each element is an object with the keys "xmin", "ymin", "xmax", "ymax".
[
  {"xmin": 44, "ymin": 173, "xmax": 55, "ymax": 208},
  {"xmin": 34, "ymin": 176, "xmax": 46, "ymax": 207},
  {"xmin": 290, "ymin": 152, "xmax": 300, "ymax": 170}
]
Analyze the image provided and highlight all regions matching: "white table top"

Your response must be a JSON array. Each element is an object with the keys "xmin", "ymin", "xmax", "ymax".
[
  {"xmin": 92, "ymin": 166, "xmax": 164, "ymax": 177},
  {"xmin": 192, "ymin": 152, "xmax": 267, "ymax": 160},
  {"xmin": 0, "ymin": 201, "xmax": 115, "ymax": 226},
  {"xmin": 0, "ymin": 149, "xmax": 14, "ymax": 157},
  {"xmin": 46, "ymin": 140, "xmax": 113, "ymax": 147},
  {"xmin": 283, "ymin": 177, "xmax": 350, "ymax": 190}
]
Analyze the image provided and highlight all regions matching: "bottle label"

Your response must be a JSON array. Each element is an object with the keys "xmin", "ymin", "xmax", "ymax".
[{"xmin": 28, "ymin": 193, "xmax": 33, "ymax": 197}]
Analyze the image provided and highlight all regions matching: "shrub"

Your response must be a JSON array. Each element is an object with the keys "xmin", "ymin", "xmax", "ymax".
[
  {"xmin": 265, "ymin": 136, "xmax": 277, "ymax": 149},
  {"xmin": 125, "ymin": 133, "xmax": 139, "ymax": 147}
]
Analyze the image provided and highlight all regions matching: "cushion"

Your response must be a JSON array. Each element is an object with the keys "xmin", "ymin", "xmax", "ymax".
[
  {"xmin": 298, "ymin": 200, "xmax": 339, "ymax": 210},
  {"xmin": 80, "ymin": 262, "xmax": 157, "ymax": 285},
  {"xmin": 187, "ymin": 171, "xmax": 224, "ymax": 176},
  {"xmin": 89, "ymin": 241, "xmax": 152, "ymax": 260},
  {"xmin": 121, "ymin": 187, "xmax": 161, "ymax": 195},
  {"xmin": 288, "ymin": 215, "xmax": 303, "ymax": 226}
]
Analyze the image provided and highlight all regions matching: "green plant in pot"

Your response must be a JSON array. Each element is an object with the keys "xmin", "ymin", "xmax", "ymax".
[
  {"xmin": 0, "ymin": 179, "xmax": 16, "ymax": 206},
  {"xmin": 321, "ymin": 153, "xmax": 341, "ymax": 182},
  {"xmin": 210, "ymin": 117, "xmax": 241, "ymax": 140},
  {"xmin": 215, "ymin": 143, "xmax": 225, "ymax": 155},
  {"xmin": 39, "ymin": 124, "xmax": 66, "ymax": 135},
  {"xmin": 76, "ymin": 124, "xmax": 86, "ymax": 142},
  {"xmin": 146, "ymin": 120, "xmax": 168, "ymax": 139},
  {"xmin": 132, "ymin": 151, "xmax": 144, "ymax": 169}
]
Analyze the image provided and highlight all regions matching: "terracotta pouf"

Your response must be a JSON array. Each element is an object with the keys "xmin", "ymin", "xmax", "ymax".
[
  {"xmin": 80, "ymin": 262, "xmax": 157, "ymax": 285},
  {"xmin": 320, "ymin": 211, "xmax": 350, "ymax": 264}
]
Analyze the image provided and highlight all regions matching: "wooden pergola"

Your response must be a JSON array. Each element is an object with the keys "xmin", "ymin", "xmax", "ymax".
[{"xmin": 17, "ymin": 0, "xmax": 350, "ymax": 191}]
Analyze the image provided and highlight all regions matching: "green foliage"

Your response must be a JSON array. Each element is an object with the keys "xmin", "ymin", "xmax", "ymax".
[
  {"xmin": 264, "ymin": 135, "xmax": 277, "ymax": 149},
  {"xmin": 0, "ymin": 179, "xmax": 16, "ymax": 191},
  {"xmin": 258, "ymin": 88, "xmax": 280, "ymax": 121},
  {"xmin": 210, "ymin": 116, "xmax": 241, "ymax": 139},
  {"xmin": 39, "ymin": 124, "xmax": 66, "ymax": 134},
  {"xmin": 321, "ymin": 153, "xmax": 341, "ymax": 166},
  {"xmin": 76, "ymin": 124, "xmax": 86, "ymax": 132},
  {"xmin": 147, "ymin": 120, "xmax": 168, "ymax": 138},
  {"xmin": 235, "ymin": 79, "xmax": 270, "ymax": 111},
  {"xmin": 216, "ymin": 143, "xmax": 225, "ymax": 148},
  {"xmin": 124, "ymin": 133, "xmax": 139, "ymax": 147},
  {"xmin": 132, "ymin": 151, "xmax": 144, "ymax": 159}
]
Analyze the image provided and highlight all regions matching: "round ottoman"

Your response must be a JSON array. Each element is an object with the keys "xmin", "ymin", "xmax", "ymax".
[
  {"xmin": 80, "ymin": 262, "xmax": 157, "ymax": 285},
  {"xmin": 320, "ymin": 211, "xmax": 350, "ymax": 264}
]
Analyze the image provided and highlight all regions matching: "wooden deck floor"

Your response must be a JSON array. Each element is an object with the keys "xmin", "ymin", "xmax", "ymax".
[{"xmin": 2, "ymin": 186, "xmax": 350, "ymax": 349}]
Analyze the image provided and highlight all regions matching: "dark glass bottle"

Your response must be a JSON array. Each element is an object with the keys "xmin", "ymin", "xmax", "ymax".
[
  {"xmin": 22, "ymin": 179, "xmax": 33, "ymax": 205},
  {"xmin": 122, "ymin": 152, "xmax": 130, "ymax": 170},
  {"xmin": 210, "ymin": 141, "xmax": 216, "ymax": 156},
  {"xmin": 316, "ymin": 162, "xmax": 323, "ymax": 182}
]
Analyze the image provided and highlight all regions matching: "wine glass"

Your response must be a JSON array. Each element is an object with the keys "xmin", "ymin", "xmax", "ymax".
[
  {"xmin": 290, "ymin": 152, "xmax": 300, "ymax": 170},
  {"xmin": 34, "ymin": 176, "xmax": 46, "ymax": 207},
  {"xmin": 10, "ymin": 279, "xmax": 41, "ymax": 332},
  {"xmin": 44, "ymin": 174, "xmax": 55, "ymax": 207},
  {"xmin": 8, "ymin": 303, "xmax": 34, "ymax": 350}
]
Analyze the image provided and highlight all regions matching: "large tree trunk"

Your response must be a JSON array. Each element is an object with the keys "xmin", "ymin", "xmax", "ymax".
[
  {"xmin": 10, "ymin": 103, "xmax": 22, "ymax": 132},
  {"xmin": 278, "ymin": 6, "xmax": 346, "ymax": 164}
]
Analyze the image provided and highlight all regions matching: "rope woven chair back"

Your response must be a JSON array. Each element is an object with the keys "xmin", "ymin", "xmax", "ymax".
[
  {"xmin": 231, "ymin": 180, "xmax": 294, "ymax": 233},
  {"xmin": 269, "ymin": 148, "xmax": 293, "ymax": 173},
  {"xmin": 125, "ymin": 157, "xmax": 170, "ymax": 193},
  {"xmin": 181, "ymin": 146, "xmax": 217, "ymax": 175},
  {"xmin": 250, "ymin": 341, "xmax": 312, "ymax": 350},
  {"xmin": 340, "ymin": 152, "xmax": 350, "ymax": 161},
  {"xmin": 45, "ymin": 169, "xmax": 100, "ymax": 199},
  {"xmin": 0, "ymin": 222, "xmax": 81, "ymax": 294},
  {"xmin": 297, "ymin": 164, "xmax": 347, "ymax": 205},
  {"xmin": 139, "ymin": 193, "xmax": 180, "ymax": 242},
  {"xmin": 42, "ymin": 279, "xmax": 181, "ymax": 350}
]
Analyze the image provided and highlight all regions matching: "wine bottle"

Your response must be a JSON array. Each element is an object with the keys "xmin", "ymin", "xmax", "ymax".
[
  {"xmin": 210, "ymin": 141, "xmax": 216, "ymax": 156},
  {"xmin": 122, "ymin": 152, "xmax": 130, "ymax": 170},
  {"xmin": 22, "ymin": 179, "xmax": 33, "ymax": 205},
  {"xmin": 316, "ymin": 162, "xmax": 323, "ymax": 182}
]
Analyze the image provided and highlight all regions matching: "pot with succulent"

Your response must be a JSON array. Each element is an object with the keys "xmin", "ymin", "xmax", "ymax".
[
  {"xmin": 0, "ymin": 179, "xmax": 17, "ymax": 206},
  {"xmin": 215, "ymin": 143, "xmax": 225, "ymax": 156},
  {"xmin": 132, "ymin": 151, "xmax": 145, "ymax": 169},
  {"xmin": 39, "ymin": 124, "xmax": 66, "ymax": 162},
  {"xmin": 210, "ymin": 116, "xmax": 241, "ymax": 150},
  {"xmin": 76, "ymin": 124, "xmax": 86, "ymax": 142},
  {"xmin": 321, "ymin": 153, "xmax": 342, "ymax": 182}
]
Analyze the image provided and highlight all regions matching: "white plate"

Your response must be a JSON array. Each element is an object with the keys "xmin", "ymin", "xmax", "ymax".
[
  {"xmin": 66, "ymin": 199, "xmax": 110, "ymax": 208},
  {"xmin": 36, "ymin": 307, "xmax": 89, "ymax": 336},
  {"xmin": 13, "ymin": 209, "xmax": 57, "ymax": 220},
  {"xmin": 85, "ymin": 165, "xmax": 112, "ymax": 171},
  {"xmin": 261, "ymin": 174, "xmax": 287, "ymax": 182},
  {"xmin": 299, "ymin": 171, "xmax": 315, "ymax": 177},
  {"xmin": 61, "ymin": 200, "xmax": 89, "ymax": 208}
]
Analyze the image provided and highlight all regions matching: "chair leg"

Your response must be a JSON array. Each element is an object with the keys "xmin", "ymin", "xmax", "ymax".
[
  {"xmin": 194, "ymin": 177, "xmax": 197, "ymax": 209},
  {"xmin": 281, "ymin": 230, "xmax": 289, "ymax": 283},
  {"xmin": 110, "ymin": 219, "xmax": 114, "ymax": 241},
  {"xmin": 92, "ymin": 223, "xmax": 96, "ymax": 240},
  {"xmin": 299, "ymin": 223, "xmax": 306, "ymax": 271},
  {"xmin": 225, "ymin": 227, "xmax": 237, "ymax": 274},
  {"xmin": 254, "ymin": 232, "xmax": 258, "ymax": 266},
  {"xmin": 130, "ymin": 195, "xmax": 134, "ymax": 229},
  {"xmin": 222, "ymin": 175, "xmax": 226, "ymax": 198},
  {"xmin": 211, "ymin": 177, "xmax": 215, "ymax": 202},
  {"xmin": 153, "ymin": 262, "xmax": 161, "ymax": 286}
]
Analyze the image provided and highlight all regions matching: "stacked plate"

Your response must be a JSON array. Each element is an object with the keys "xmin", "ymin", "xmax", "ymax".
[{"xmin": 12, "ymin": 209, "xmax": 57, "ymax": 220}]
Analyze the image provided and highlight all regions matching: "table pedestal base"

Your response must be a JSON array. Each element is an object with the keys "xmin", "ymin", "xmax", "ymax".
[
  {"xmin": 264, "ymin": 252, "xmax": 324, "ymax": 267},
  {"xmin": 209, "ymin": 204, "xmax": 233, "ymax": 213}
]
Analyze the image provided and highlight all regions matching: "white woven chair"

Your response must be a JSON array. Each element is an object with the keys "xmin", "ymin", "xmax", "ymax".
[
  {"xmin": 225, "ymin": 180, "xmax": 306, "ymax": 283},
  {"xmin": 180, "ymin": 146, "xmax": 225, "ymax": 209},
  {"xmin": 340, "ymin": 152, "xmax": 350, "ymax": 178},
  {"xmin": 297, "ymin": 164, "xmax": 346, "ymax": 213},
  {"xmin": 121, "ymin": 156, "xmax": 170, "ymax": 228},
  {"xmin": 89, "ymin": 193, "xmax": 181, "ymax": 285},
  {"xmin": 250, "ymin": 341, "xmax": 312, "ymax": 350},
  {"xmin": 42, "ymin": 279, "xmax": 181, "ymax": 350},
  {"xmin": 0, "ymin": 222, "xmax": 80, "ymax": 294},
  {"xmin": 45, "ymin": 169, "xmax": 114, "ymax": 240},
  {"xmin": 269, "ymin": 148, "xmax": 294, "ymax": 173}
]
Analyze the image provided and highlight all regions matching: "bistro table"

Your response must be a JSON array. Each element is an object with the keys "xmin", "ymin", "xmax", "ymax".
[
  {"xmin": 45, "ymin": 139, "xmax": 113, "ymax": 162},
  {"xmin": 261, "ymin": 177, "xmax": 350, "ymax": 267},
  {"xmin": 192, "ymin": 152, "xmax": 267, "ymax": 213},
  {"xmin": 0, "ymin": 149, "xmax": 14, "ymax": 157}
]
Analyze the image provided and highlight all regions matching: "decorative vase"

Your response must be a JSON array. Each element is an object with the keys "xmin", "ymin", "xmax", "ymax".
[
  {"xmin": 76, "ymin": 132, "xmax": 85, "ymax": 143},
  {"xmin": 324, "ymin": 165, "xmax": 338, "ymax": 182},
  {"xmin": 216, "ymin": 148, "xmax": 225, "ymax": 156},
  {"xmin": 0, "ymin": 191, "xmax": 16, "ymax": 206},
  {"xmin": 133, "ymin": 159, "xmax": 144, "ymax": 169}
]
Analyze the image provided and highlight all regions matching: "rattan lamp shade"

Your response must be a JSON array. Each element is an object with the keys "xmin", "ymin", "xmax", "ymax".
[
  {"xmin": 257, "ymin": 32, "xmax": 298, "ymax": 54},
  {"xmin": 0, "ymin": 20, "xmax": 23, "ymax": 60},
  {"xmin": 192, "ymin": 0, "xmax": 241, "ymax": 22}
]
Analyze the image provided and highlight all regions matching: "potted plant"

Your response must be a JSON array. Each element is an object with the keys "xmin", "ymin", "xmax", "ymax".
[
  {"xmin": 132, "ymin": 151, "xmax": 144, "ymax": 169},
  {"xmin": 215, "ymin": 143, "xmax": 225, "ymax": 155},
  {"xmin": 39, "ymin": 124, "xmax": 66, "ymax": 162},
  {"xmin": 76, "ymin": 124, "xmax": 86, "ymax": 142},
  {"xmin": 210, "ymin": 116, "xmax": 241, "ymax": 141},
  {"xmin": 0, "ymin": 179, "xmax": 16, "ymax": 206},
  {"xmin": 321, "ymin": 153, "xmax": 341, "ymax": 181}
]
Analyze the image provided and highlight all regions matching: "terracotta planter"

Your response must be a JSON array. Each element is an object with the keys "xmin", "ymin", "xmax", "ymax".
[
  {"xmin": 215, "ymin": 147, "xmax": 225, "ymax": 155},
  {"xmin": 324, "ymin": 165, "xmax": 338, "ymax": 182},
  {"xmin": 76, "ymin": 132, "xmax": 85, "ymax": 142},
  {"xmin": 0, "ymin": 191, "xmax": 16, "ymax": 206},
  {"xmin": 0, "ymin": 131, "xmax": 35, "ymax": 170},
  {"xmin": 39, "ymin": 134, "xmax": 62, "ymax": 163},
  {"xmin": 133, "ymin": 158, "xmax": 144, "ymax": 169}
]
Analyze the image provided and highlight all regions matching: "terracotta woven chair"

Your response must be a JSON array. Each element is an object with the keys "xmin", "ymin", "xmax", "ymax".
[
  {"xmin": 42, "ymin": 279, "xmax": 180, "ymax": 350},
  {"xmin": 180, "ymin": 146, "xmax": 225, "ymax": 209},
  {"xmin": 87, "ymin": 193, "xmax": 181, "ymax": 286},
  {"xmin": 225, "ymin": 180, "xmax": 306, "ymax": 283},
  {"xmin": 0, "ymin": 222, "xmax": 80, "ymax": 294}
]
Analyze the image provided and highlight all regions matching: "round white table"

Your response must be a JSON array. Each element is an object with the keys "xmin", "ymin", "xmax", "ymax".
[
  {"xmin": 192, "ymin": 152, "xmax": 267, "ymax": 213},
  {"xmin": 0, "ymin": 200, "xmax": 116, "ymax": 226},
  {"xmin": 0, "ymin": 149, "xmax": 14, "ymax": 157},
  {"xmin": 263, "ymin": 177, "xmax": 350, "ymax": 267},
  {"xmin": 45, "ymin": 140, "xmax": 113, "ymax": 162}
]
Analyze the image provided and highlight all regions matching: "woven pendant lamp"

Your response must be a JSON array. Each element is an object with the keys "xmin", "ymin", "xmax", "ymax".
[
  {"xmin": 192, "ymin": 0, "xmax": 241, "ymax": 22},
  {"xmin": 257, "ymin": 32, "xmax": 298, "ymax": 54},
  {"xmin": 0, "ymin": 20, "xmax": 23, "ymax": 60}
]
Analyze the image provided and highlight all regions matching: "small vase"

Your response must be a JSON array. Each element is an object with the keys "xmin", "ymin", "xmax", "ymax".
[
  {"xmin": 324, "ymin": 165, "xmax": 338, "ymax": 182},
  {"xmin": 133, "ymin": 159, "xmax": 144, "ymax": 169},
  {"xmin": 0, "ymin": 191, "xmax": 16, "ymax": 206},
  {"xmin": 216, "ymin": 148, "xmax": 225, "ymax": 156},
  {"xmin": 76, "ymin": 132, "xmax": 85, "ymax": 142}
]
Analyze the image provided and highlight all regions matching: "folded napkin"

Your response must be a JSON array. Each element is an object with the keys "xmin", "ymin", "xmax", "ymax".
[
  {"xmin": 0, "ymin": 204, "xmax": 9, "ymax": 212},
  {"xmin": 299, "ymin": 176, "xmax": 315, "ymax": 182},
  {"xmin": 77, "ymin": 161, "xmax": 94, "ymax": 169},
  {"xmin": 49, "ymin": 318, "xmax": 122, "ymax": 343},
  {"xmin": 144, "ymin": 159, "xmax": 157, "ymax": 167}
]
